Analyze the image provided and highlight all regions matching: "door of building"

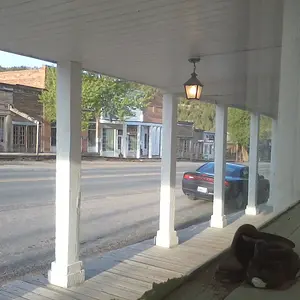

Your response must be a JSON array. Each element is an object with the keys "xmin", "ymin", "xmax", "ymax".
[
  {"xmin": 13, "ymin": 124, "xmax": 36, "ymax": 153},
  {"xmin": 0, "ymin": 116, "xmax": 4, "ymax": 152}
]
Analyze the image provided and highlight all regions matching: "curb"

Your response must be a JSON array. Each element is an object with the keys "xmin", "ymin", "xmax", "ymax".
[{"xmin": 0, "ymin": 154, "xmax": 222, "ymax": 163}]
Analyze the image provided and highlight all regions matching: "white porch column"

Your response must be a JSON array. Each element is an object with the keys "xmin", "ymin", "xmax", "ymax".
[
  {"xmin": 95, "ymin": 117, "xmax": 100, "ymax": 154},
  {"xmin": 99, "ymin": 127, "xmax": 103, "ymax": 156},
  {"xmin": 136, "ymin": 124, "xmax": 141, "ymax": 159},
  {"xmin": 245, "ymin": 112, "xmax": 260, "ymax": 215},
  {"xmin": 271, "ymin": 0, "xmax": 300, "ymax": 211},
  {"xmin": 148, "ymin": 126, "xmax": 153, "ymax": 159},
  {"xmin": 114, "ymin": 129, "xmax": 118, "ymax": 157},
  {"xmin": 122, "ymin": 123, "xmax": 128, "ymax": 158},
  {"xmin": 156, "ymin": 94, "xmax": 179, "ymax": 248},
  {"xmin": 269, "ymin": 118, "xmax": 277, "ymax": 206},
  {"xmin": 48, "ymin": 61, "xmax": 85, "ymax": 288},
  {"xmin": 4, "ymin": 114, "xmax": 12, "ymax": 152},
  {"xmin": 210, "ymin": 104, "xmax": 228, "ymax": 228},
  {"xmin": 159, "ymin": 127, "xmax": 163, "ymax": 158}
]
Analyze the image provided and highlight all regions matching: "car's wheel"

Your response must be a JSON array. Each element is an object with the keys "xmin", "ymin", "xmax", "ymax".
[
  {"xmin": 234, "ymin": 192, "xmax": 246, "ymax": 210},
  {"xmin": 187, "ymin": 194, "xmax": 197, "ymax": 200}
]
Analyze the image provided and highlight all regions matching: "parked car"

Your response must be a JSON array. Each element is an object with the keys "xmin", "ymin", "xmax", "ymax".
[{"xmin": 182, "ymin": 162, "xmax": 269, "ymax": 209}]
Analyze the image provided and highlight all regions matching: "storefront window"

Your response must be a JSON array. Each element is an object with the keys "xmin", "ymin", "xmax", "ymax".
[
  {"xmin": 127, "ymin": 125, "xmax": 137, "ymax": 151},
  {"xmin": 28, "ymin": 126, "xmax": 36, "ymax": 147},
  {"xmin": 117, "ymin": 129, "xmax": 123, "ymax": 150},
  {"xmin": 117, "ymin": 136, "xmax": 122, "ymax": 150},
  {"xmin": 102, "ymin": 128, "xmax": 114, "ymax": 151},
  {"xmin": 183, "ymin": 140, "xmax": 189, "ymax": 152},
  {"xmin": 88, "ymin": 122, "xmax": 96, "ymax": 147},
  {"xmin": 128, "ymin": 135, "xmax": 137, "ymax": 151},
  {"xmin": 0, "ymin": 116, "xmax": 4, "ymax": 143},
  {"xmin": 144, "ymin": 133, "xmax": 148, "ymax": 150},
  {"xmin": 13, "ymin": 125, "xmax": 25, "ymax": 145},
  {"xmin": 51, "ymin": 122, "xmax": 56, "ymax": 146}
]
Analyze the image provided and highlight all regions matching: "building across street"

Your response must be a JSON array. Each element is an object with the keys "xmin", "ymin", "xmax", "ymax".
[{"xmin": 0, "ymin": 67, "xmax": 220, "ymax": 160}]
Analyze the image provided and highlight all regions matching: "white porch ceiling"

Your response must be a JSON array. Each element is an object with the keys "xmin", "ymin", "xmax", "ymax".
[{"xmin": 0, "ymin": 0, "xmax": 283, "ymax": 118}]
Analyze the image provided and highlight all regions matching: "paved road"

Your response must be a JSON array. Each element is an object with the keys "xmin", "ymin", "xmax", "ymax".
[{"xmin": 0, "ymin": 160, "xmax": 271, "ymax": 284}]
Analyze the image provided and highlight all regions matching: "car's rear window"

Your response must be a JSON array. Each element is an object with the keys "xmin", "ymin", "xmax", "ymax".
[
  {"xmin": 197, "ymin": 163, "xmax": 240, "ymax": 177},
  {"xmin": 197, "ymin": 163, "xmax": 214, "ymax": 174}
]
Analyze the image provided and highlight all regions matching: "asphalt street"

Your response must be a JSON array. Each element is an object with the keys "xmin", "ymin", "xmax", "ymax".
[{"xmin": 0, "ymin": 160, "xmax": 271, "ymax": 284}]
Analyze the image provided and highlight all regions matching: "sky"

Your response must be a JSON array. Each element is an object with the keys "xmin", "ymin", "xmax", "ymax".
[{"xmin": 0, "ymin": 50, "xmax": 55, "ymax": 68}]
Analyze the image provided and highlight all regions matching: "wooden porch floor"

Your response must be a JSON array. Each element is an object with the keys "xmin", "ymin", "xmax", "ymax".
[{"xmin": 0, "ymin": 204, "xmax": 279, "ymax": 300}]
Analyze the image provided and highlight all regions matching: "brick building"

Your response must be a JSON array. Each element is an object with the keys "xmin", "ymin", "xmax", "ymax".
[
  {"xmin": 0, "ymin": 67, "xmax": 50, "ymax": 153},
  {"xmin": 0, "ymin": 82, "xmax": 45, "ymax": 152}
]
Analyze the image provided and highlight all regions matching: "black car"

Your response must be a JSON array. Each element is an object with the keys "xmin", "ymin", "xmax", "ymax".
[{"xmin": 182, "ymin": 162, "xmax": 270, "ymax": 209}]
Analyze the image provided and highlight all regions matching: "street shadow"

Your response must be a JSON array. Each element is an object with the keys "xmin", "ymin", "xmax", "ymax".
[
  {"xmin": 82, "ymin": 209, "xmax": 215, "ymax": 279},
  {"xmin": 83, "ymin": 240, "xmax": 154, "ymax": 279},
  {"xmin": 178, "ymin": 209, "xmax": 244, "ymax": 244},
  {"xmin": 82, "ymin": 204, "xmax": 245, "ymax": 280}
]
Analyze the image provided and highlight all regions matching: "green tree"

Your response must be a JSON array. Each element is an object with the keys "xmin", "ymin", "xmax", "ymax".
[
  {"xmin": 227, "ymin": 108, "xmax": 272, "ymax": 161},
  {"xmin": 227, "ymin": 107, "xmax": 251, "ymax": 147},
  {"xmin": 85, "ymin": 75, "xmax": 155, "ymax": 122},
  {"xmin": 259, "ymin": 115, "xmax": 272, "ymax": 140},
  {"xmin": 39, "ymin": 67, "xmax": 155, "ymax": 129},
  {"xmin": 227, "ymin": 108, "xmax": 272, "ymax": 145},
  {"xmin": 178, "ymin": 99, "xmax": 216, "ymax": 130},
  {"xmin": 178, "ymin": 101, "xmax": 272, "ymax": 162}
]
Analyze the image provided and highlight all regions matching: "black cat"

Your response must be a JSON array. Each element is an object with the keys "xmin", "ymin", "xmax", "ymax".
[
  {"xmin": 215, "ymin": 224, "xmax": 296, "ymax": 285},
  {"xmin": 246, "ymin": 240, "xmax": 300, "ymax": 289},
  {"xmin": 231, "ymin": 224, "xmax": 295, "ymax": 269}
]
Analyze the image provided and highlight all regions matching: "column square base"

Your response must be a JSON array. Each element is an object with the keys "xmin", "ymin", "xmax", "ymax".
[
  {"xmin": 245, "ymin": 205, "xmax": 260, "ymax": 216},
  {"xmin": 48, "ymin": 261, "xmax": 85, "ymax": 288},
  {"xmin": 210, "ymin": 214, "xmax": 227, "ymax": 228},
  {"xmin": 155, "ymin": 230, "xmax": 179, "ymax": 248}
]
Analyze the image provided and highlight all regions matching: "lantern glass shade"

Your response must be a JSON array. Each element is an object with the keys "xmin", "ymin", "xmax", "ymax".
[
  {"xmin": 185, "ymin": 84, "xmax": 202, "ymax": 100},
  {"xmin": 184, "ymin": 73, "xmax": 203, "ymax": 100}
]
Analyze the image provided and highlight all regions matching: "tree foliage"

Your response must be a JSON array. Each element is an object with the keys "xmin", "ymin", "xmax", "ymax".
[
  {"xmin": 227, "ymin": 108, "xmax": 272, "ymax": 146},
  {"xmin": 227, "ymin": 108, "xmax": 272, "ymax": 161},
  {"xmin": 178, "ymin": 100, "xmax": 272, "ymax": 162},
  {"xmin": 178, "ymin": 99, "xmax": 272, "ymax": 144},
  {"xmin": 39, "ymin": 67, "xmax": 156, "ymax": 129},
  {"xmin": 259, "ymin": 115, "xmax": 272, "ymax": 140},
  {"xmin": 227, "ymin": 108, "xmax": 251, "ymax": 147},
  {"xmin": 178, "ymin": 99, "xmax": 216, "ymax": 131}
]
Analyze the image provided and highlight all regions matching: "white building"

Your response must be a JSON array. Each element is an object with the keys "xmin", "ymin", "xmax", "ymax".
[
  {"xmin": 91, "ymin": 110, "xmax": 163, "ymax": 159},
  {"xmin": 87, "ymin": 112, "xmax": 213, "ymax": 160}
]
